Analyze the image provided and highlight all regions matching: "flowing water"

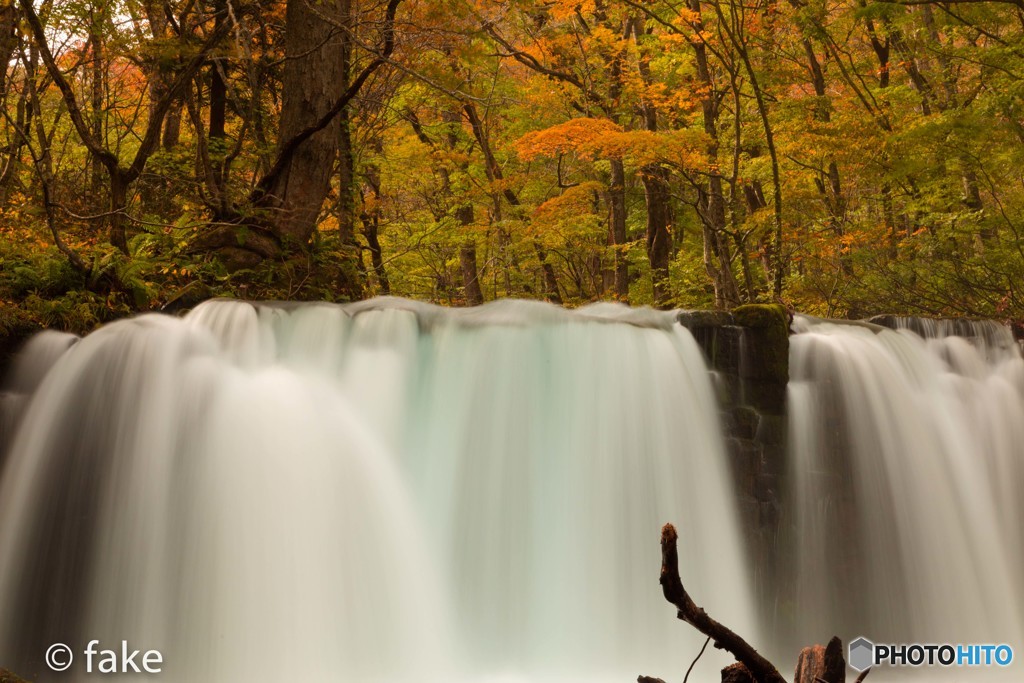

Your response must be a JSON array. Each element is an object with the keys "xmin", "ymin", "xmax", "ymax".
[
  {"xmin": 0, "ymin": 299, "xmax": 756, "ymax": 682},
  {"xmin": 787, "ymin": 316, "xmax": 1024, "ymax": 669},
  {"xmin": 4, "ymin": 300, "xmax": 1023, "ymax": 681}
]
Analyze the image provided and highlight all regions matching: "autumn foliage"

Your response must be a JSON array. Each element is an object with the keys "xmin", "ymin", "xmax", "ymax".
[{"xmin": 2, "ymin": 0, "xmax": 1024, "ymax": 331}]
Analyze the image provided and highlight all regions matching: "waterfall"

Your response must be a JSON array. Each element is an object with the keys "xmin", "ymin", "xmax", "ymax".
[
  {"xmin": 787, "ymin": 316, "xmax": 1024, "ymax": 660},
  {"xmin": 0, "ymin": 299, "xmax": 758, "ymax": 682}
]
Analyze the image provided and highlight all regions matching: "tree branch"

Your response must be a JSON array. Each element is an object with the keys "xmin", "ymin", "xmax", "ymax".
[{"xmin": 659, "ymin": 523, "xmax": 787, "ymax": 683}]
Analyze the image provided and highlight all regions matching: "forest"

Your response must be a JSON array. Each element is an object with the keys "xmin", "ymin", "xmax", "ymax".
[{"xmin": 1, "ymin": 0, "xmax": 1024, "ymax": 332}]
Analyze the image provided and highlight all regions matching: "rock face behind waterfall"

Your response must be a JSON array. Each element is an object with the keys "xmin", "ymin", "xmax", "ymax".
[{"xmin": 679, "ymin": 304, "xmax": 790, "ymax": 615}]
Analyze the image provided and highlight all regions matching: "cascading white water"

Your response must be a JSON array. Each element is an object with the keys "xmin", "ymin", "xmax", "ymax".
[
  {"xmin": 787, "ymin": 316, "xmax": 1024, "ymax": 671},
  {"xmin": 0, "ymin": 298, "xmax": 758, "ymax": 683}
]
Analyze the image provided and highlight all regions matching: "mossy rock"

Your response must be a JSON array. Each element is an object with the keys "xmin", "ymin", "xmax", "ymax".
[
  {"xmin": 732, "ymin": 303, "xmax": 788, "ymax": 328},
  {"xmin": 732, "ymin": 304, "xmax": 789, "ymax": 385}
]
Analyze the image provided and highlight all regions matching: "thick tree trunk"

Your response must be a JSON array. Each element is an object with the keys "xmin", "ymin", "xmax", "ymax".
[
  {"xmin": 261, "ymin": 0, "xmax": 346, "ymax": 246},
  {"xmin": 641, "ymin": 164, "xmax": 672, "ymax": 306}
]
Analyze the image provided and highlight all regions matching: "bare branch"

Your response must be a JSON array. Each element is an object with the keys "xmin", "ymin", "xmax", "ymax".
[{"xmin": 659, "ymin": 523, "xmax": 787, "ymax": 683}]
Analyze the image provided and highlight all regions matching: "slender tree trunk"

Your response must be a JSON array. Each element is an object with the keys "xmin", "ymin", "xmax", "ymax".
[
  {"xmin": 688, "ymin": 0, "xmax": 740, "ymax": 307},
  {"xmin": 712, "ymin": 0, "xmax": 784, "ymax": 296},
  {"xmin": 89, "ymin": 12, "xmax": 105, "ymax": 195},
  {"xmin": 631, "ymin": 17, "xmax": 673, "ymax": 306},
  {"xmin": 737, "ymin": 48, "xmax": 784, "ymax": 296},
  {"xmin": 162, "ymin": 105, "xmax": 181, "ymax": 148},
  {"xmin": 337, "ymin": 107, "xmax": 357, "ymax": 247},
  {"xmin": 207, "ymin": 0, "xmax": 230, "ymax": 212},
  {"xmin": 336, "ymin": 0, "xmax": 355, "ymax": 248},
  {"xmin": 360, "ymin": 158, "xmax": 389, "ymax": 294},
  {"xmin": 109, "ymin": 171, "xmax": 129, "ymax": 252},
  {"xmin": 464, "ymin": 101, "xmax": 561, "ymax": 303},
  {"xmin": 799, "ymin": 35, "xmax": 852, "ymax": 274},
  {"xmin": 460, "ymin": 239, "xmax": 484, "ymax": 305},
  {"xmin": 609, "ymin": 158, "xmax": 629, "ymax": 300}
]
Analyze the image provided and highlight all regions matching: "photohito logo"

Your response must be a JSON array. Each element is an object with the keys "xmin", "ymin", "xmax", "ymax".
[{"xmin": 848, "ymin": 637, "xmax": 1014, "ymax": 672}]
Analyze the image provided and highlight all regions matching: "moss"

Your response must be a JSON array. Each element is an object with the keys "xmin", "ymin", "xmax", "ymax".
[{"xmin": 732, "ymin": 303, "xmax": 788, "ymax": 328}]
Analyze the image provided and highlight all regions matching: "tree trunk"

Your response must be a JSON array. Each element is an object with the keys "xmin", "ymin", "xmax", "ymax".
[
  {"xmin": 336, "ymin": 0, "xmax": 355, "ymax": 250},
  {"xmin": 633, "ymin": 17, "xmax": 673, "ymax": 307},
  {"xmin": 89, "ymin": 13, "xmax": 105, "ymax": 195},
  {"xmin": 460, "ymin": 239, "xmax": 484, "ymax": 306},
  {"xmin": 261, "ymin": 0, "xmax": 346, "ymax": 246},
  {"xmin": 162, "ymin": 104, "xmax": 182, "ymax": 148},
  {"xmin": 609, "ymin": 158, "xmax": 629, "ymax": 300},
  {"xmin": 360, "ymin": 152, "xmax": 390, "ymax": 294},
  {"xmin": 641, "ymin": 164, "xmax": 672, "ymax": 306},
  {"xmin": 463, "ymin": 101, "xmax": 560, "ymax": 303},
  {"xmin": 688, "ymin": 0, "xmax": 740, "ymax": 308},
  {"xmin": 208, "ymin": 0, "xmax": 228, "ymax": 198},
  {"xmin": 109, "ymin": 171, "xmax": 129, "ymax": 253}
]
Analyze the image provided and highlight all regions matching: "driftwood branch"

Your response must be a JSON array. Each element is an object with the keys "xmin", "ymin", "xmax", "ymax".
[{"xmin": 659, "ymin": 523, "xmax": 787, "ymax": 683}]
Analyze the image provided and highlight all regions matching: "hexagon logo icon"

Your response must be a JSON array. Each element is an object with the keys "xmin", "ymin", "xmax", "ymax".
[{"xmin": 848, "ymin": 637, "xmax": 874, "ymax": 672}]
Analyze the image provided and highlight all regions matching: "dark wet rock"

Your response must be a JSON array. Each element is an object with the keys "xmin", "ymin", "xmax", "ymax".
[{"xmin": 677, "ymin": 309, "xmax": 735, "ymax": 329}]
